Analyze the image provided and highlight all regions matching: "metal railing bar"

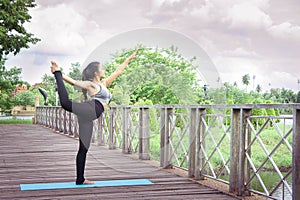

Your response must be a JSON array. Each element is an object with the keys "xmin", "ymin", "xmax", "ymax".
[
  {"xmin": 215, "ymin": 158, "xmax": 230, "ymax": 178},
  {"xmin": 169, "ymin": 139, "xmax": 181, "ymax": 166},
  {"xmin": 201, "ymin": 115, "xmax": 230, "ymax": 172},
  {"xmin": 245, "ymin": 153, "xmax": 270, "ymax": 196},
  {"xmin": 271, "ymin": 118, "xmax": 293, "ymax": 152},
  {"xmin": 245, "ymin": 118, "xmax": 270, "ymax": 151},
  {"xmin": 199, "ymin": 142, "xmax": 217, "ymax": 178},
  {"xmin": 269, "ymin": 168, "xmax": 292, "ymax": 196},
  {"xmin": 204, "ymin": 126, "xmax": 230, "ymax": 173}
]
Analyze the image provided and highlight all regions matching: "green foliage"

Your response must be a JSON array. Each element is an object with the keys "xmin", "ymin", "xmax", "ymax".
[
  {"xmin": 37, "ymin": 65, "xmax": 83, "ymax": 106},
  {"xmin": 251, "ymin": 98, "xmax": 267, "ymax": 126},
  {"xmin": 103, "ymin": 45, "xmax": 201, "ymax": 105},
  {"xmin": 149, "ymin": 122, "xmax": 292, "ymax": 171},
  {"xmin": 224, "ymin": 98, "xmax": 234, "ymax": 125},
  {"xmin": 242, "ymin": 73, "xmax": 250, "ymax": 90},
  {"xmin": 134, "ymin": 98, "xmax": 159, "ymax": 133},
  {"xmin": 206, "ymin": 87, "xmax": 226, "ymax": 104},
  {"xmin": 265, "ymin": 100, "xmax": 276, "ymax": 116},
  {"xmin": 297, "ymin": 91, "xmax": 300, "ymax": 103},
  {"xmin": 0, "ymin": 0, "xmax": 40, "ymax": 58},
  {"xmin": 0, "ymin": 59, "xmax": 23, "ymax": 111},
  {"xmin": 256, "ymin": 84, "xmax": 262, "ymax": 93},
  {"xmin": 201, "ymin": 100, "xmax": 214, "ymax": 114},
  {"xmin": 0, "ymin": 117, "xmax": 32, "ymax": 124},
  {"xmin": 13, "ymin": 90, "xmax": 35, "ymax": 107},
  {"xmin": 68, "ymin": 62, "xmax": 82, "ymax": 80},
  {"xmin": 67, "ymin": 62, "xmax": 84, "ymax": 102}
]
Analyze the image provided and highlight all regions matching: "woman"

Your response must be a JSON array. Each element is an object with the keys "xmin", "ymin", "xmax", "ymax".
[{"xmin": 50, "ymin": 51, "xmax": 137, "ymax": 185}]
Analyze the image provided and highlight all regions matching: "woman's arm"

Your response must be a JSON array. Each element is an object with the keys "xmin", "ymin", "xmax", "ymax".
[
  {"xmin": 62, "ymin": 74, "xmax": 92, "ymax": 90},
  {"xmin": 51, "ymin": 61, "xmax": 93, "ymax": 90},
  {"xmin": 102, "ymin": 51, "xmax": 137, "ymax": 86}
]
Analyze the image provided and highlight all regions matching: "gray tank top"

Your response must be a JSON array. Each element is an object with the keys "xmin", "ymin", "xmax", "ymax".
[{"xmin": 92, "ymin": 85, "xmax": 112, "ymax": 104}]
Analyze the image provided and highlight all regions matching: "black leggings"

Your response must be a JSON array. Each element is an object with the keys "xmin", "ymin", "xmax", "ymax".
[{"xmin": 54, "ymin": 71, "xmax": 104, "ymax": 184}]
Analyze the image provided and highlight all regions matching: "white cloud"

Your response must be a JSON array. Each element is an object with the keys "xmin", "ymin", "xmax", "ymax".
[
  {"xmin": 221, "ymin": 47, "xmax": 259, "ymax": 58},
  {"xmin": 3, "ymin": 0, "xmax": 300, "ymax": 92},
  {"xmin": 25, "ymin": 4, "xmax": 95, "ymax": 55},
  {"xmin": 268, "ymin": 22, "xmax": 300, "ymax": 41},
  {"xmin": 213, "ymin": 53, "xmax": 287, "ymax": 92},
  {"xmin": 225, "ymin": 2, "xmax": 272, "ymax": 31}
]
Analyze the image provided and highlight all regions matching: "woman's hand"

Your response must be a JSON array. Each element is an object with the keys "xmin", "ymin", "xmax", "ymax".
[
  {"xmin": 50, "ymin": 61, "xmax": 60, "ymax": 74},
  {"xmin": 126, "ymin": 50, "xmax": 138, "ymax": 62},
  {"xmin": 102, "ymin": 50, "xmax": 138, "ymax": 86}
]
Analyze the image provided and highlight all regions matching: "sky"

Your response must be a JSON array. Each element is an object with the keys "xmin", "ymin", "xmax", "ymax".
[{"xmin": 6, "ymin": 0, "xmax": 300, "ymax": 92}]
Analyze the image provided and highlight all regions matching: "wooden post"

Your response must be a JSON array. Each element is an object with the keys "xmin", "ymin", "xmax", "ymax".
[
  {"xmin": 230, "ymin": 108, "xmax": 250, "ymax": 196},
  {"xmin": 188, "ymin": 108, "xmax": 197, "ymax": 178},
  {"xmin": 63, "ymin": 110, "xmax": 67, "ymax": 134},
  {"xmin": 122, "ymin": 107, "xmax": 131, "ymax": 154},
  {"xmin": 160, "ymin": 108, "xmax": 165, "ymax": 167},
  {"xmin": 50, "ymin": 107, "xmax": 54, "ymax": 128},
  {"xmin": 109, "ymin": 107, "xmax": 117, "ymax": 149},
  {"xmin": 229, "ymin": 108, "xmax": 241, "ymax": 194},
  {"xmin": 68, "ymin": 112, "xmax": 72, "ymax": 136},
  {"xmin": 244, "ymin": 109, "xmax": 252, "ymax": 196},
  {"xmin": 91, "ymin": 121, "xmax": 96, "ymax": 144},
  {"xmin": 293, "ymin": 108, "xmax": 300, "ymax": 200},
  {"xmin": 238, "ymin": 109, "xmax": 251, "ymax": 196},
  {"xmin": 55, "ymin": 107, "xmax": 59, "ymax": 132},
  {"xmin": 58, "ymin": 108, "xmax": 63, "ymax": 132},
  {"xmin": 97, "ymin": 115, "xmax": 105, "ymax": 146},
  {"xmin": 34, "ymin": 97, "xmax": 39, "ymax": 124},
  {"xmin": 139, "ymin": 107, "xmax": 150, "ymax": 160},
  {"xmin": 74, "ymin": 115, "xmax": 79, "ymax": 138},
  {"xmin": 195, "ymin": 108, "xmax": 206, "ymax": 180},
  {"xmin": 42, "ymin": 107, "xmax": 45, "ymax": 125},
  {"xmin": 163, "ymin": 108, "xmax": 173, "ymax": 168},
  {"xmin": 46, "ymin": 107, "xmax": 49, "ymax": 127}
]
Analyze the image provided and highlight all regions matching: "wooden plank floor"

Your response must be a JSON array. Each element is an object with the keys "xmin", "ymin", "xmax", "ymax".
[{"xmin": 0, "ymin": 124, "xmax": 238, "ymax": 200}]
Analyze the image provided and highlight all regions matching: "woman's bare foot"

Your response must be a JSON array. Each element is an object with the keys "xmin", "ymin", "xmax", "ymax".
[
  {"xmin": 50, "ymin": 61, "xmax": 61, "ymax": 74},
  {"xmin": 83, "ymin": 179, "xmax": 95, "ymax": 184}
]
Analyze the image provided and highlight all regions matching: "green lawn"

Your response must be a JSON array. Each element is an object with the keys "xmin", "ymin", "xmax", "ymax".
[{"xmin": 0, "ymin": 118, "xmax": 32, "ymax": 124}]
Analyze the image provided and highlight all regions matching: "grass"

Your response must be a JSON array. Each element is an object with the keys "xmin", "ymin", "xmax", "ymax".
[
  {"xmin": 0, "ymin": 118, "xmax": 33, "ymax": 124},
  {"xmin": 148, "ymin": 123, "xmax": 293, "ymax": 171}
]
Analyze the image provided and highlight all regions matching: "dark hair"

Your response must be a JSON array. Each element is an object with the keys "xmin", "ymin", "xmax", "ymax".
[{"xmin": 82, "ymin": 61, "xmax": 101, "ymax": 100}]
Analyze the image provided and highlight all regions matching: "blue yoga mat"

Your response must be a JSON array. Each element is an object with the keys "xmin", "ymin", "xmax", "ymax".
[{"xmin": 20, "ymin": 179, "xmax": 153, "ymax": 191}]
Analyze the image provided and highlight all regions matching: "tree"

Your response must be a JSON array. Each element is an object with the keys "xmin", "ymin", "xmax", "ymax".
[
  {"xmin": 256, "ymin": 84, "xmax": 262, "ymax": 93},
  {"xmin": 38, "ymin": 64, "xmax": 82, "ymax": 105},
  {"xmin": 297, "ymin": 91, "xmax": 300, "ymax": 103},
  {"xmin": 67, "ymin": 62, "xmax": 83, "ymax": 101},
  {"xmin": 242, "ymin": 74, "xmax": 250, "ymax": 91},
  {"xmin": 103, "ymin": 45, "xmax": 201, "ymax": 105},
  {"xmin": 68, "ymin": 62, "xmax": 82, "ymax": 80},
  {"xmin": 280, "ymin": 88, "xmax": 296, "ymax": 103},
  {"xmin": 0, "ymin": 58, "xmax": 23, "ymax": 111},
  {"xmin": 13, "ymin": 90, "xmax": 35, "ymax": 108},
  {"xmin": 252, "ymin": 98, "xmax": 267, "ymax": 126},
  {"xmin": 0, "ymin": 0, "xmax": 40, "ymax": 59}
]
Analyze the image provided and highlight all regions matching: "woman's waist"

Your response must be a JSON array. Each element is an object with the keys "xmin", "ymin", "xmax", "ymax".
[{"xmin": 92, "ymin": 97, "xmax": 109, "ymax": 109}]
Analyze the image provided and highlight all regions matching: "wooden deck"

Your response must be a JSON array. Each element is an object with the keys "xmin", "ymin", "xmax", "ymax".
[{"xmin": 0, "ymin": 124, "xmax": 238, "ymax": 200}]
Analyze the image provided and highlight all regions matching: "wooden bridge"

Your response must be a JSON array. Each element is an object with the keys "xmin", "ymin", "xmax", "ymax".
[
  {"xmin": 1, "ymin": 104, "xmax": 300, "ymax": 199},
  {"xmin": 0, "ymin": 124, "xmax": 237, "ymax": 199}
]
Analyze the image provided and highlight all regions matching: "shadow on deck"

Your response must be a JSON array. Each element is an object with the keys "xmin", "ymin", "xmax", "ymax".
[{"xmin": 0, "ymin": 124, "xmax": 239, "ymax": 200}]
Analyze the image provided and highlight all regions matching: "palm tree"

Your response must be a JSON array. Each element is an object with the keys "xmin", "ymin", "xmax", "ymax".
[
  {"xmin": 242, "ymin": 74, "xmax": 250, "ymax": 92},
  {"xmin": 256, "ymin": 84, "xmax": 262, "ymax": 93},
  {"xmin": 252, "ymin": 75, "xmax": 256, "ymax": 90}
]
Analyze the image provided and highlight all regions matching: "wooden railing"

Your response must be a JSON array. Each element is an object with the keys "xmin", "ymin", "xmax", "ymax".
[{"xmin": 35, "ymin": 104, "xmax": 300, "ymax": 200}]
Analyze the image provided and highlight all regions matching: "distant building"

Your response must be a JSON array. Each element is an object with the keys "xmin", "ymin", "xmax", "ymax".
[{"xmin": 12, "ymin": 84, "xmax": 28, "ymax": 97}]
